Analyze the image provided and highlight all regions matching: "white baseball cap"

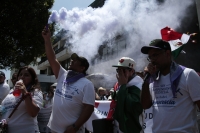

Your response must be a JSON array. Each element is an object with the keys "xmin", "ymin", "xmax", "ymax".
[{"xmin": 112, "ymin": 57, "xmax": 136, "ymax": 69}]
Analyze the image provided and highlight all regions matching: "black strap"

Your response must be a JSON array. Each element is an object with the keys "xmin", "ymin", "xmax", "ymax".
[{"xmin": 8, "ymin": 96, "xmax": 25, "ymax": 119}]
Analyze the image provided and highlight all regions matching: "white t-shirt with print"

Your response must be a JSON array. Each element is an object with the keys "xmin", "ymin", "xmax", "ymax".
[
  {"xmin": 1, "ymin": 89, "xmax": 43, "ymax": 133},
  {"xmin": 150, "ymin": 68, "xmax": 200, "ymax": 133},
  {"xmin": 0, "ymin": 82, "xmax": 10, "ymax": 104},
  {"xmin": 48, "ymin": 66, "xmax": 95, "ymax": 133},
  {"xmin": 37, "ymin": 98, "xmax": 53, "ymax": 133}
]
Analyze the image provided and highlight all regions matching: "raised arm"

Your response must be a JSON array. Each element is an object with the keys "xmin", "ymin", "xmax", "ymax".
[{"xmin": 42, "ymin": 27, "xmax": 60, "ymax": 78}]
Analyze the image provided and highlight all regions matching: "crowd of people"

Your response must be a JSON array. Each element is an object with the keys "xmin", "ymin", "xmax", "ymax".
[{"xmin": 0, "ymin": 26, "xmax": 199, "ymax": 133}]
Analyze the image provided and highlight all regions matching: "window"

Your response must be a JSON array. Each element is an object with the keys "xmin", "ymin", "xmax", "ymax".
[{"xmin": 60, "ymin": 39, "xmax": 66, "ymax": 48}]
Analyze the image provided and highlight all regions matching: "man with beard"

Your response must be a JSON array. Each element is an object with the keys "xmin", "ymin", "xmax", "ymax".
[
  {"xmin": 0, "ymin": 71, "xmax": 9, "ymax": 104},
  {"xmin": 141, "ymin": 39, "xmax": 200, "ymax": 133},
  {"xmin": 42, "ymin": 27, "xmax": 95, "ymax": 133},
  {"xmin": 112, "ymin": 57, "xmax": 143, "ymax": 133}
]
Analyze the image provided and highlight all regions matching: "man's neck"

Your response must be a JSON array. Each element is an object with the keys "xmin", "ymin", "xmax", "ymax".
[
  {"xmin": 160, "ymin": 62, "xmax": 171, "ymax": 76},
  {"xmin": 128, "ymin": 73, "xmax": 135, "ymax": 82}
]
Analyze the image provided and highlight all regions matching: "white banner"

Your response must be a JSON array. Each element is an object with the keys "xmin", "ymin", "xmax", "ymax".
[
  {"xmin": 85, "ymin": 100, "xmax": 153, "ymax": 133},
  {"xmin": 143, "ymin": 108, "xmax": 153, "ymax": 133},
  {"xmin": 85, "ymin": 101, "xmax": 111, "ymax": 132}
]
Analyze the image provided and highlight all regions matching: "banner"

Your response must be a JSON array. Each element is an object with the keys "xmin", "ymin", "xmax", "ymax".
[
  {"xmin": 85, "ymin": 100, "xmax": 153, "ymax": 133},
  {"xmin": 85, "ymin": 101, "xmax": 111, "ymax": 132},
  {"xmin": 143, "ymin": 108, "xmax": 153, "ymax": 133}
]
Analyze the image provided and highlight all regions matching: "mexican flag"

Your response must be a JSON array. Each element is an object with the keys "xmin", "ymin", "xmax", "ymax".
[{"xmin": 161, "ymin": 27, "xmax": 190, "ymax": 59}]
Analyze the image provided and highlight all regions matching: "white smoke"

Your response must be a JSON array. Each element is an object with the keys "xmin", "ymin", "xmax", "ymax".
[{"xmin": 49, "ymin": 0, "xmax": 194, "ymax": 73}]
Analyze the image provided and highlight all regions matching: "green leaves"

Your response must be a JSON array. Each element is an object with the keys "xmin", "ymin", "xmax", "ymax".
[{"xmin": 0, "ymin": 0, "xmax": 55, "ymax": 69}]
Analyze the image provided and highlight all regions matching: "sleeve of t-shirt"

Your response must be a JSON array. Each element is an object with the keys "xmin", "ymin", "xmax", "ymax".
[
  {"xmin": 82, "ymin": 81, "xmax": 95, "ymax": 106},
  {"xmin": 186, "ymin": 69, "xmax": 200, "ymax": 102},
  {"xmin": 57, "ymin": 65, "xmax": 67, "ymax": 81},
  {"xmin": 32, "ymin": 89, "xmax": 44, "ymax": 109}
]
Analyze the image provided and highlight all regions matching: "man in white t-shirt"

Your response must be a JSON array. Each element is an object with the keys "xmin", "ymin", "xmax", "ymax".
[
  {"xmin": 0, "ymin": 71, "xmax": 10, "ymax": 104},
  {"xmin": 140, "ymin": 39, "xmax": 200, "ymax": 133},
  {"xmin": 42, "ymin": 27, "xmax": 95, "ymax": 133}
]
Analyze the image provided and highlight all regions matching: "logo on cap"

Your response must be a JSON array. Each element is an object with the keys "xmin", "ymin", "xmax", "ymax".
[
  {"xmin": 129, "ymin": 63, "xmax": 133, "ymax": 68},
  {"xmin": 119, "ymin": 59, "xmax": 124, "ymax": 63}
]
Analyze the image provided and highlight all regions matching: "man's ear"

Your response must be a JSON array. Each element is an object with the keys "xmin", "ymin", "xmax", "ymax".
[
  {"xmin": 165, "ymin": 50, "xmax": 171, "ymax": 58},
  {"xmin": 131, "ymin": 69, "xmax": 135, "ymax": 75},
  {"xmin": 80, "ymin": 66, "xmax": 86, "ymax": 72}
]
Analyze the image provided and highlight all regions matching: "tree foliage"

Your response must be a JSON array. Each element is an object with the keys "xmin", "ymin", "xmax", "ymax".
[{"xmin": 0, "ymin": 0, "xmax": 55, "ymax": 69}]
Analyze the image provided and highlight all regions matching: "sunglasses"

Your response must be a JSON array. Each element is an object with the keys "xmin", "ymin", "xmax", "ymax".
[
  {"xmin": 147, "ymin": 51, "xmax": 165, "ymax": 62},
  {"xmin": 116, "ymin": 68, "xmax": 132, "ymax": 73}
]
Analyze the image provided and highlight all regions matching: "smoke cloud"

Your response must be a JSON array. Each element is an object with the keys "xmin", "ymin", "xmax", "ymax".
[{"xmin": 48, "ymin": 0, "xmax": 194, "ymax": 73}]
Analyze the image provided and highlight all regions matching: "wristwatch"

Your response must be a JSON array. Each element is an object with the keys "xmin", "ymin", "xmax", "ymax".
[{"xmin": 72, "ymin": 123, "xmax": 79, "ymax": 131}]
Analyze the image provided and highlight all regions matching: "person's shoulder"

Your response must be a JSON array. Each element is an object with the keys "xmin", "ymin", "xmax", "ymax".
[
  {"xmin": 183, "ymin": 68, "xmax": 196, "ymax": 75},
  {"xmin": 134, "ymin": 75, "xmax": 144, "ymax": 82},
  {"xmin": 33, "ymin": 89, "xmax": 43, "ymax": 97},
  {"xmin": 181, "ymin": 67, "xmax": 200, "ymax": 79},
  {"xmin": 128, "ymin": 75, "xmax": 143, "ymax": 86},
  {"xmin": 80, "ymin": 77, "xmax": 93, "ymax": 84},
  {"xmin": 183, "ymin": 67, "xmax": 193, "ymax": 71},
  {"xmin": 2, "ymin": 82, "xmax": 10, "ymax": 89},
  {"xmin": 77, "ymin": 78, "xmax": 94, "ymax": 89}
]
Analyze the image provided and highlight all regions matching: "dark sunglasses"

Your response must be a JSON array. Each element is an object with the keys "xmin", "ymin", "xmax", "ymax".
[
  {"xmin": 116, "ymin": 68, "xmax": 132, "ymax": 73},
  {"xmin": 147, "ymin": 50, "xmax": 165, "ymax": 62}
]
